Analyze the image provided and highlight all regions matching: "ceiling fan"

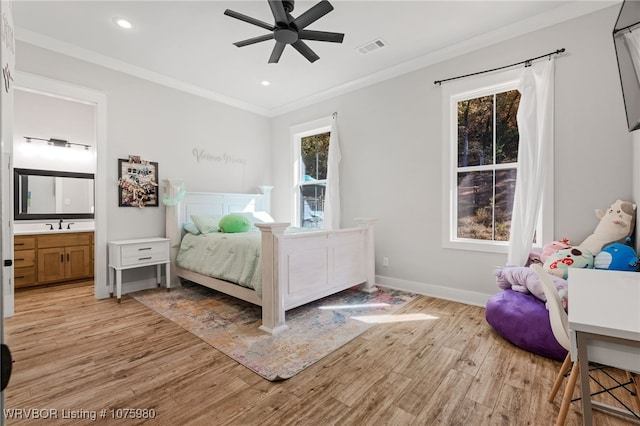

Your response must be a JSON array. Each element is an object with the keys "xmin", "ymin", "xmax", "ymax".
[{"xmin": 224, "ymin": 0, "xmax": 344, "ymax": 64}]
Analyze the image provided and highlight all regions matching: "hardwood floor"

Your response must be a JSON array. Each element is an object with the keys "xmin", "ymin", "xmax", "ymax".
[{"xmin": 3, "ymin": 282, "xmax": 638, "ymax": 425}]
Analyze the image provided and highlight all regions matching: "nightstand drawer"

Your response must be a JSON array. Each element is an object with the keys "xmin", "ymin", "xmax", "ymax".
[
  {"xmin": 121, "ymin": 252, "xmax": 168, "ymax": 266},
  {"xmin": 109, "ymin": 239, "xmax": 170, "ymax": 269},
  {"xmin": 121, "ymin": 241, "xmax": 167, "ymax": 258},
  {"xmin": 120, "ymin": 242, "xmax": 169, "ymax": 266}
]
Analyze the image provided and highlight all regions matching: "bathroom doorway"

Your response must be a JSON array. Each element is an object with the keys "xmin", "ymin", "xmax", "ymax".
[{"xmin": 11, "ymin": 72, "xmax": 107, "ymax": 308}]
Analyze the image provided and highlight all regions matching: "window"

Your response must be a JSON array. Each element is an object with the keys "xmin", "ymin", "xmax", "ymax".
[
  {"xmin": 291, "ymin": 118, "xmax": 331, "ymax": 228},
  {"xmin": 456, "ymin": 89, "xmax": 520, "ymax": 242},
  {"xmin": 442, "ymin": 69, "xmax": 552, "ymax": 253}
]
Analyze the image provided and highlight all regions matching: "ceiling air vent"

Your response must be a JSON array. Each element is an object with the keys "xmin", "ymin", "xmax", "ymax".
[{"xmin": 357, "ymin": 38, "xmax": 387, "ymax": 55}]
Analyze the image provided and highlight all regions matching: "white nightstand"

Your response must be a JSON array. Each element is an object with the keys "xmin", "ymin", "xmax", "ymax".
[{"xmin": 108, "ymin": 237, "xmax": 170, "ymax": 302}]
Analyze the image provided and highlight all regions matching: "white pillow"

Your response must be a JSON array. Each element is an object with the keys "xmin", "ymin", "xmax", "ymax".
[{"xmin": 190, "ymin": 215, "xmax": 222, "ymax": 234}]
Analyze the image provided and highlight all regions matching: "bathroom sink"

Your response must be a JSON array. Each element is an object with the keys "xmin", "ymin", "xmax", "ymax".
[{"xmin": 14, "ymin": 221, "xmax": 95, "ymax": 235}]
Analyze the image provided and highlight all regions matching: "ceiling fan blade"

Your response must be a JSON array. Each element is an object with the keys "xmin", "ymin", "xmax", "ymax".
[
  {"xmin": 233, "ymin": 33, "xmax": 275, "ymax": 47},
  {"xmin": 269, "ymin": 42, "xmax": 287, "ymax": 63},
  {"xmin": 293, "ymin": 0, "xmax": 334, "ymax": 30},
  {"xmin": 268, "ymin": 0, "xmax": 289, "ymax": 25},
  {"xmin": 292, "ymin": 40, "xmax": 320, "ymax": 63},
  {"xmin": 298, "ymin": 30, "xmax": 344, "ymax": 43},
  {"xmin": 224, "ymin": 9, "xmax": 275, "ymax": 31}
]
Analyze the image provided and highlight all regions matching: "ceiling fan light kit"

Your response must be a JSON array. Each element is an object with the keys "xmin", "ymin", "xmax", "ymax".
[{"xmin": 224, "ymin": 0, "xmax": 344, "ymax": 64}]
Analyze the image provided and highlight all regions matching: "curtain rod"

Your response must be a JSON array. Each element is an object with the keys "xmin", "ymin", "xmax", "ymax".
[{"xmin": 434, "ymin": 48, "xmax": 565, "ymax": 86}]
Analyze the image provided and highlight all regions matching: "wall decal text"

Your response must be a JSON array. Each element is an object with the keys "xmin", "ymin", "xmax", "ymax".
[{"xmin": 192, "ymin": 148, "xmax": 247, "ymax": 166}]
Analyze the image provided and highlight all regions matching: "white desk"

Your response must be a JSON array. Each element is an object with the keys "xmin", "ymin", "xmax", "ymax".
[
  {"xmin": 108, "ymin": 237, "xmax": 171, "ymax": 302},
  {"xmin": 568, "ymin": 268, "xmax": 640, "ymax": 425}
]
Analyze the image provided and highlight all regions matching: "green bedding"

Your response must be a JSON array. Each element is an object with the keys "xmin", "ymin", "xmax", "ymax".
[{"xmin": 176, "ymin": 231, "xmax": 262, "ymax": 294}]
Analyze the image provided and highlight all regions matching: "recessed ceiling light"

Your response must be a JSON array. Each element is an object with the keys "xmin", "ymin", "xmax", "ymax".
[
  {"xmin": 261, "ymin": 81, "xmax": 271, "ymax": 86},
  {"xmin": 113, "ymin": 17, "xmax": 133, "ymax": 30}
]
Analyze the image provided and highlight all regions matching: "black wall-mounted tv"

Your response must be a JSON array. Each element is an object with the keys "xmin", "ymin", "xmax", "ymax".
[{"xmin": 613, "ymin": 0, "xmax": 640, "ymax": 132}]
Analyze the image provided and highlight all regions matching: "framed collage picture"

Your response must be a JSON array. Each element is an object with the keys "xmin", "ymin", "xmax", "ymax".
[{"xmin": 117, "ymin": 157, "xmax": 159, "ymax": 207}]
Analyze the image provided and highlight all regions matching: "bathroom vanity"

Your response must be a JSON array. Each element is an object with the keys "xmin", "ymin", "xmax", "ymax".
[
  {"xmin": 12, "ymin": 167, "xmax": 96, "ymax": 289},
  {"xmin": 14, "ymin": 229, "xmax": 94, "ymax": 289}
]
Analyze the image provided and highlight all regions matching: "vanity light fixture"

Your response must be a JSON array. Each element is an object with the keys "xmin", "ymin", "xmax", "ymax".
[
  {"xmin": 113, "ymin": 17, "xmax": 133, "ymax": 30},
  {"xmin": 25, "ymin": 137, "xmax": 91, "ymax": 151}
]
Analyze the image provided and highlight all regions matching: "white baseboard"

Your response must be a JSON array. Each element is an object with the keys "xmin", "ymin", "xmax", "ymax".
[{"xmin": 375, "ymin": 275, "xmax": 493, "ymax": 307}]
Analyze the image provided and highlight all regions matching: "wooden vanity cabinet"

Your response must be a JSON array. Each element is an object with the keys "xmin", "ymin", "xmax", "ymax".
[
  {"xmin": 14, "ymin": 232, "xmax": 94, "ymax": 288},
  {"xmin": 37, "ymin": 233, "xmax": 93, "ymax": 283}
]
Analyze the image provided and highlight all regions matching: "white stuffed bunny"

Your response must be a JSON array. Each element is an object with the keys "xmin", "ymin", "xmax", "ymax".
[{"xmin": 580, "ymin": 200, "xmax": 636, "ymax": 256}]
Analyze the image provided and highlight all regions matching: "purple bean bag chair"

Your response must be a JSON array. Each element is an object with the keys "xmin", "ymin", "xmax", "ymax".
[{"xmin": 485, "ymin": 289, "xmax": 567, "ymax": 361}]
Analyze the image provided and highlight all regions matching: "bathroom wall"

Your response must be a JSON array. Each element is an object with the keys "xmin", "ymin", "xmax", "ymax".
[{"xmin": 13, "ymin": 89, "xmax": 95, "ymax": 174}]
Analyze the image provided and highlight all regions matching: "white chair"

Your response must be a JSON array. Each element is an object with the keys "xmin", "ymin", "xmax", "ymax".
[{"xmin": 530, "ymin": 264, "xmax": 640, "ymax": 425}]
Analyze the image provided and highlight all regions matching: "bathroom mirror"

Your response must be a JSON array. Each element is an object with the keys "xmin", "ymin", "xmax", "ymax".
[{"xmin": 14, "ymin": 168, "xmax": 95, "ymax": 220}]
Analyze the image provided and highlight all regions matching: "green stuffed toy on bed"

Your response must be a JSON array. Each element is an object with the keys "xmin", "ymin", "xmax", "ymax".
[{"xmin": 218, "ymin": 213, "xmax": 252, "ymax": 233}]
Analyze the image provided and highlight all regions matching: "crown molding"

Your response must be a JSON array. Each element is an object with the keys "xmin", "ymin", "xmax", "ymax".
[{"xmin": 15, "ymin": 27, "xmax": 271, "ymax": 116}]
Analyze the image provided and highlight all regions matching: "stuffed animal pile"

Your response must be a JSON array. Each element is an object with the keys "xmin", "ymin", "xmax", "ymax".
[
  {"xmin": 525, "ymin": 200, "xmax": 637, "ymax": 278},
  {"xmin": 490, "ymin": 200, "xmax": 637, "ymax": 361},
  {"xmin": 502, "ymin": 200, "xmax": 638, "ymax": 302}
]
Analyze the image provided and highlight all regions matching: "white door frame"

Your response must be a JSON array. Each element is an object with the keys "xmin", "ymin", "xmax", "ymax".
[
  {"xmin": 15, "ymin": 72, "xmax": 109, "ymax": 299},
  {"xmin": 1, "ymin": 1, "xmax": 16, "ymax": 421}
]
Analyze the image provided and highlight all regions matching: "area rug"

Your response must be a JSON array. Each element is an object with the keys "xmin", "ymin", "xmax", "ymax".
[{"xmin": 131, "ymin": 283, "xmax": 416, "ymax": 380}]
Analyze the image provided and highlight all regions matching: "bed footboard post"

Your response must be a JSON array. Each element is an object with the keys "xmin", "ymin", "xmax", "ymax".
[
  {"xmin": 355, "ymin": 217, "xmax": 378, "ymax": 293},
  {"xmin": 256, "ymin": 222, "xmax": 290, "ymax": 335}
]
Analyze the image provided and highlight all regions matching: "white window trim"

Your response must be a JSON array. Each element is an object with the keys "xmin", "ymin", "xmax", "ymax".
[
  {"xmin": 290, "ymin": 117, "xmax": 331, "ymax": 227},
  {"xmin": 441, "ymin": 69, "xmax": 553, "ymax": 253}
]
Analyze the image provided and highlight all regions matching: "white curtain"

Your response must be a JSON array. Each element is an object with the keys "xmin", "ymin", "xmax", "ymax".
[
  {"xmin": 323, "ymin": 114, "xmax": 341, "ymax": 230},
  {"xmin": 623, "ymin": 30, "xmax": 640, "ymax": 85},
  {"xmin": 507, "ymin": 58, "xmax": 555, "ymax": 266}
]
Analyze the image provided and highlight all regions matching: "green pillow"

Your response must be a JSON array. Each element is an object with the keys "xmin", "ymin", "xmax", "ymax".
[{"xmin": 218, "ymin": 213, "xmax": 251, "ymax": 233}]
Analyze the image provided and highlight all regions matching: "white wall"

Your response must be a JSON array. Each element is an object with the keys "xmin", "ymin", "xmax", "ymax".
[
  {"xmin": 270, "ymin": 5, "xmax": 634, "ymax": 305},
  {"xmin": 15, "ymin": 41, "xmax": 272, "ymax": 291}
]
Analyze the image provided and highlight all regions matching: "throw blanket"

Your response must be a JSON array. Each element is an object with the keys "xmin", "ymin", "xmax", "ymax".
[
  {"xmin": 176, "ymin": 227, "xmax": 320, "ymax": 296},
  {"xmin": 494, "ymin": 266, "xmax": 568, "ymax": 306},
  {"xmin": 177, "ymin": 232, "xmax": 263, "ymax": 294}
]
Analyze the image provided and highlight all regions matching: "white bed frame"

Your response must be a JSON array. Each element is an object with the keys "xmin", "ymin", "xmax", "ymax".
[{"xmin": 164, "ymin": 180, "xmax": 377, "ymax": 335}]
